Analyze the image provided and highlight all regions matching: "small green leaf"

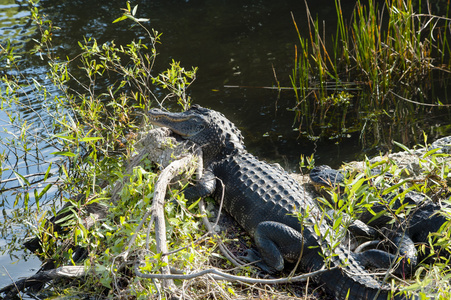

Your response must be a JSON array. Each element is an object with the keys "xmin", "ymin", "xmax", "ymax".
[
  {"xmin": 38, "ymin": 184, "xmax": 53, "ymax": 200},
  {"xmin": 367, "ymin": 209, "xmax": 387, "ymax": 224},
  {"xmin": 314, "ymin": 224, "xmax": 321, "ymax": 236},
  {"xmin": 79, "ymin": 136, "xmax": 103, "ymax": 142},
  {"xmin": 382, "ymin": 180, "xmax": 406, "ymax": 195},
  {"xmin": 44, "ymin": 162, "xmax": 52, "ymax": 181},
  {"xmin": 349, "ymin": 176, "xmax": 366, "ymax": 195},
  {"xmin": 333, "ymin": 215, "xmax": 342, "ymax": 231},
  {"xmin": 132, "ymin": 4, "xmax": 138, "ymax": 16},
  {"xmin": 423, "ymin": 147, "xmax": 440, "ymax": 158},
  {"xmin": 51, "ymin": 151, "xmax": 77, "ymax": 157},
  {"xmin": 393, "ymin": 140, "xmax": 411, "ymax": 153},
  {"xmin": 53, "ymin": 134, "xmax": 77, "ymax": 141},
  {"xmin": 112, "ymin": 15, "xmax": 128, "ymax": 23},
  {"xmin": 13, "ymin": 170, "xmax": 30, "ymax": 186},
  {"xmin": 187, "ymin": 197, "xmax": 202, "ymax": 211},
  {"xmin": 54, "ymin": 213, "xmax": 75, "ymax": 225}
]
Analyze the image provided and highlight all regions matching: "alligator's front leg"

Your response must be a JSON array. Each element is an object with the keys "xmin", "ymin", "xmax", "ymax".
[
  {"xmin": 183, "ymin": 169, "xmax": 216, "ymax": 200},
  {"xmin": 355, "ymin": 229, "xmax": 417, "ymax": 277},
  {"xmin": 241, "ymin": 221, "xmax": 311, "ymax": 273}
]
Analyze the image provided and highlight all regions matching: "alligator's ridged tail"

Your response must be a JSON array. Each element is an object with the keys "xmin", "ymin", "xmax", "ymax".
[
  {"xmin": 320, "ymin": 269, "xmax": 385, "ymax": 299},
  {"xmin": 318, "ymin": 267, "xmax": 414, "ymax": 300}
]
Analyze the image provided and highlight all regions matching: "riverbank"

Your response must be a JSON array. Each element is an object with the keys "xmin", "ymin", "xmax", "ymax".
[{"xmin": 2, "ymin": 127, "xmax": 449, "ymax": 299}]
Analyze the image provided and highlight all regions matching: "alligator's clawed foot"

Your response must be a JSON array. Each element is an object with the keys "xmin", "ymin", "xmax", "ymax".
[{"xmin": 239, "ymin": 249, "xmax": 278, "ymax": 274}]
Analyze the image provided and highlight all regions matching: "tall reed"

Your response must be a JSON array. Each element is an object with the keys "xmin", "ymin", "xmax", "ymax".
[{"xmin": 291, "ymin": 0, "xmax": 451, "ymax": 147}]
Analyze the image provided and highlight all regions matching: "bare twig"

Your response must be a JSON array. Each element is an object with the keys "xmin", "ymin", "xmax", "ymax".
[
  {"xmin": 134, "ymin": 263, "xmax": 334, "ymax": 284},
  {"xmin": 354, "ymin": 240, "xmax": 382, "ymax": 253},
  {"xmin": 390, "ymin": 90, "xmax": 451, "ymax": 107},
  {"xmin": 198, "ymin": 199, "xmax": 246, "ymax": 268}
]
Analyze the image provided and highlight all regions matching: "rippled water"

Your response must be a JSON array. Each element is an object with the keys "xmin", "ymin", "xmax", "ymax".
[{"xmin": 0, "ymin": 0, "xmax": 44, "ymax": 288}]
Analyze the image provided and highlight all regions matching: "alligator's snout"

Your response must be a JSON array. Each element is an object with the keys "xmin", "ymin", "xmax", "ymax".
[
  {"xmin": 148, "ymin": 109, "xmax": 191, "ymax": 123},
  {"xmin": 147, "ymin": 108, "xmax": 205, "ymax": 138}
]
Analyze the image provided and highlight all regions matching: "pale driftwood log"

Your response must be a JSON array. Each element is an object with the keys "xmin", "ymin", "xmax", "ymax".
[
  {"xmin": 141, "ymin": 154, "xmax": 199, "ymax": 290},
  {"xmin": 0, "ymin": 266, "xmax": 86, "ymax": 298}
]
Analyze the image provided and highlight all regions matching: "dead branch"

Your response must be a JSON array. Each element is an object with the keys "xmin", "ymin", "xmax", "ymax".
[
  {"xmin": 134, "ymin": 262, "xmax": 334, "ymax": 284},
  {"xmin": 198, "ymin": 199, "xmax": 246, "ymax": 268},
  {"xmin": 0, "ymin": 266, "xmax": 86, "ymax": 298},
  {"xmin": 149, "ymin": 154, "xmax": 199, "ymax": 290}
]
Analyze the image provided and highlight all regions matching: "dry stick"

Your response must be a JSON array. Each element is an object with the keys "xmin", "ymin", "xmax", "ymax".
[
  {"xmin": 0, "ymin": 266, "xmax": 86, "ymax": 296},
  {"xmin": 151, "ymin": 154, "xmax": 197, "ymax": 289},
  {"xmin": 134, "ymin": 263, "xmax": 334, "ymax": 284},
  {"xmin": 390, "ymin": 90, "xmax": 451, "ymax": 107},
  {"xmin": 354, "ymin": 240, "xmax": 382, "ymax": 253}
]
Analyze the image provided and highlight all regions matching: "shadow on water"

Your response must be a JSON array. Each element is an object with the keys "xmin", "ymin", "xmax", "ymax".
[{"xmin": 0, "ymin": 0, "xmax": 450, "ymax": 291}]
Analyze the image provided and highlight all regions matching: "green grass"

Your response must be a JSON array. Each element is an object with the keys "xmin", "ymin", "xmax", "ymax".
[{"xmin": 291, "ymin": 0, "xmax": 451, "ymax": 146}]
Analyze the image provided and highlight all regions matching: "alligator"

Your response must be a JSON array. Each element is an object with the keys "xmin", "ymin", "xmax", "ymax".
[
  {"xmin": 310, "ymin": 165, "xmax": 448, "ymax": 263},
  {"xmin": 148, "ymin": 104, "xmax": 413, "ymax": 300}
]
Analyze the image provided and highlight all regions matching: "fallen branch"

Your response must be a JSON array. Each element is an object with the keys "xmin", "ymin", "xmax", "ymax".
[
  {"xmin": 134, "ymin": 262, "xmax": 334, "ymax": 284},
  {"xmin": 150, "ymin": 154, "xmax": 199, "ymax": 290},
  {"xmin": 0, "ymin": 266, "xmax": 86, "ymax": 298},
  {"xmin": 198, "ymin": 199, "xmax": 246, "ymax": 268}
]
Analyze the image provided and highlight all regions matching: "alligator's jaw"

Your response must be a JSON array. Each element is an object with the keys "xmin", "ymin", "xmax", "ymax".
[{"xmin": 148, "ymin": 108, "xmax": 205, "ymax": 137}]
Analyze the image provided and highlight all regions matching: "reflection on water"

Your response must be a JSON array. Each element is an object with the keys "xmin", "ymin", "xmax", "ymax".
[
  {"xmin": 0, "ymin": 0, "xmax": 53, "ymax": 288},
  {"xmin": 0, "ymin": 226, "xmax": 41, "ymax": 288},
  {"xmin": 0, "ymin": 0, "xmax": 34, "ymax": 45}
]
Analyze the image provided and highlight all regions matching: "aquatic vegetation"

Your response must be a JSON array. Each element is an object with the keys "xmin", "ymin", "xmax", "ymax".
[{"xmin": 291, "ymin": 0, "xmax": 451, "ymax": 148}]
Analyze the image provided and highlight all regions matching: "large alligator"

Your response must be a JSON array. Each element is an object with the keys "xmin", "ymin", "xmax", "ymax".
[
  {"xmin": 148, "ymin": 104, "xmax": 412, "ymax": 300},
  {"xmin": 310, "ymin": 165, "xmax": 448, "ymax": 263}
]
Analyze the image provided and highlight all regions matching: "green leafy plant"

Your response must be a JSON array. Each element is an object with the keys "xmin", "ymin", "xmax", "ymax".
[
  {"xmin": 312, "ymin": 138, "xmax": 451, "ymax": 299},
  {"xmin": 1, "ymin": 2, "xmax": 204, "ymax": 298}
]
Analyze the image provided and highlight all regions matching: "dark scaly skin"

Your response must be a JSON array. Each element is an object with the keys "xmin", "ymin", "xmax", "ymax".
[
  {"xmin": 310, "ymin": 165, "xmax": 418, "ymax": 276},
  {"xmin": 149, "ymin": 105, "xmax": 410, "ymax": 300},
  {"xmin": 310, "ymin": 165, "xmax": 448, "ymax": 265}
]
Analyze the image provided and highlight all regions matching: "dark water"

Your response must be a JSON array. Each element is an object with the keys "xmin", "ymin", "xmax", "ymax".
[
  {"xmin": 0, "ymin": 0, "xmax": 450, "ymax": 290},
  {"xmin": 37, "ymin": 0, "xmax": 381, "ymax": 170}
]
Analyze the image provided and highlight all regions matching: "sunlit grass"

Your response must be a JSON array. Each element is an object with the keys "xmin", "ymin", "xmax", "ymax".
[{"xmin": 291, "ymin": 0, "xmax": 451, "ymax": 146}]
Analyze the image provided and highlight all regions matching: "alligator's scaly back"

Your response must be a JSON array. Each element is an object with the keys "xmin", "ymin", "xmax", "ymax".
[{"xmin": 148, "ymin": 105, "xmax": 411, "ymax": 300}]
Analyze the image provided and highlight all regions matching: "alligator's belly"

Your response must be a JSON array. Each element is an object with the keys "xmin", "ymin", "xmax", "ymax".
[{"xmin": 212, "ymin": 152, "xmax": 316, "ymax": 234}]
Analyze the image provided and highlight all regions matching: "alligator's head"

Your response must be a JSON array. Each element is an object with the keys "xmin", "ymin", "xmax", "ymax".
[{"xmin": 148, "ymin": 104, "xmax": 244, "ymax": 161}]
